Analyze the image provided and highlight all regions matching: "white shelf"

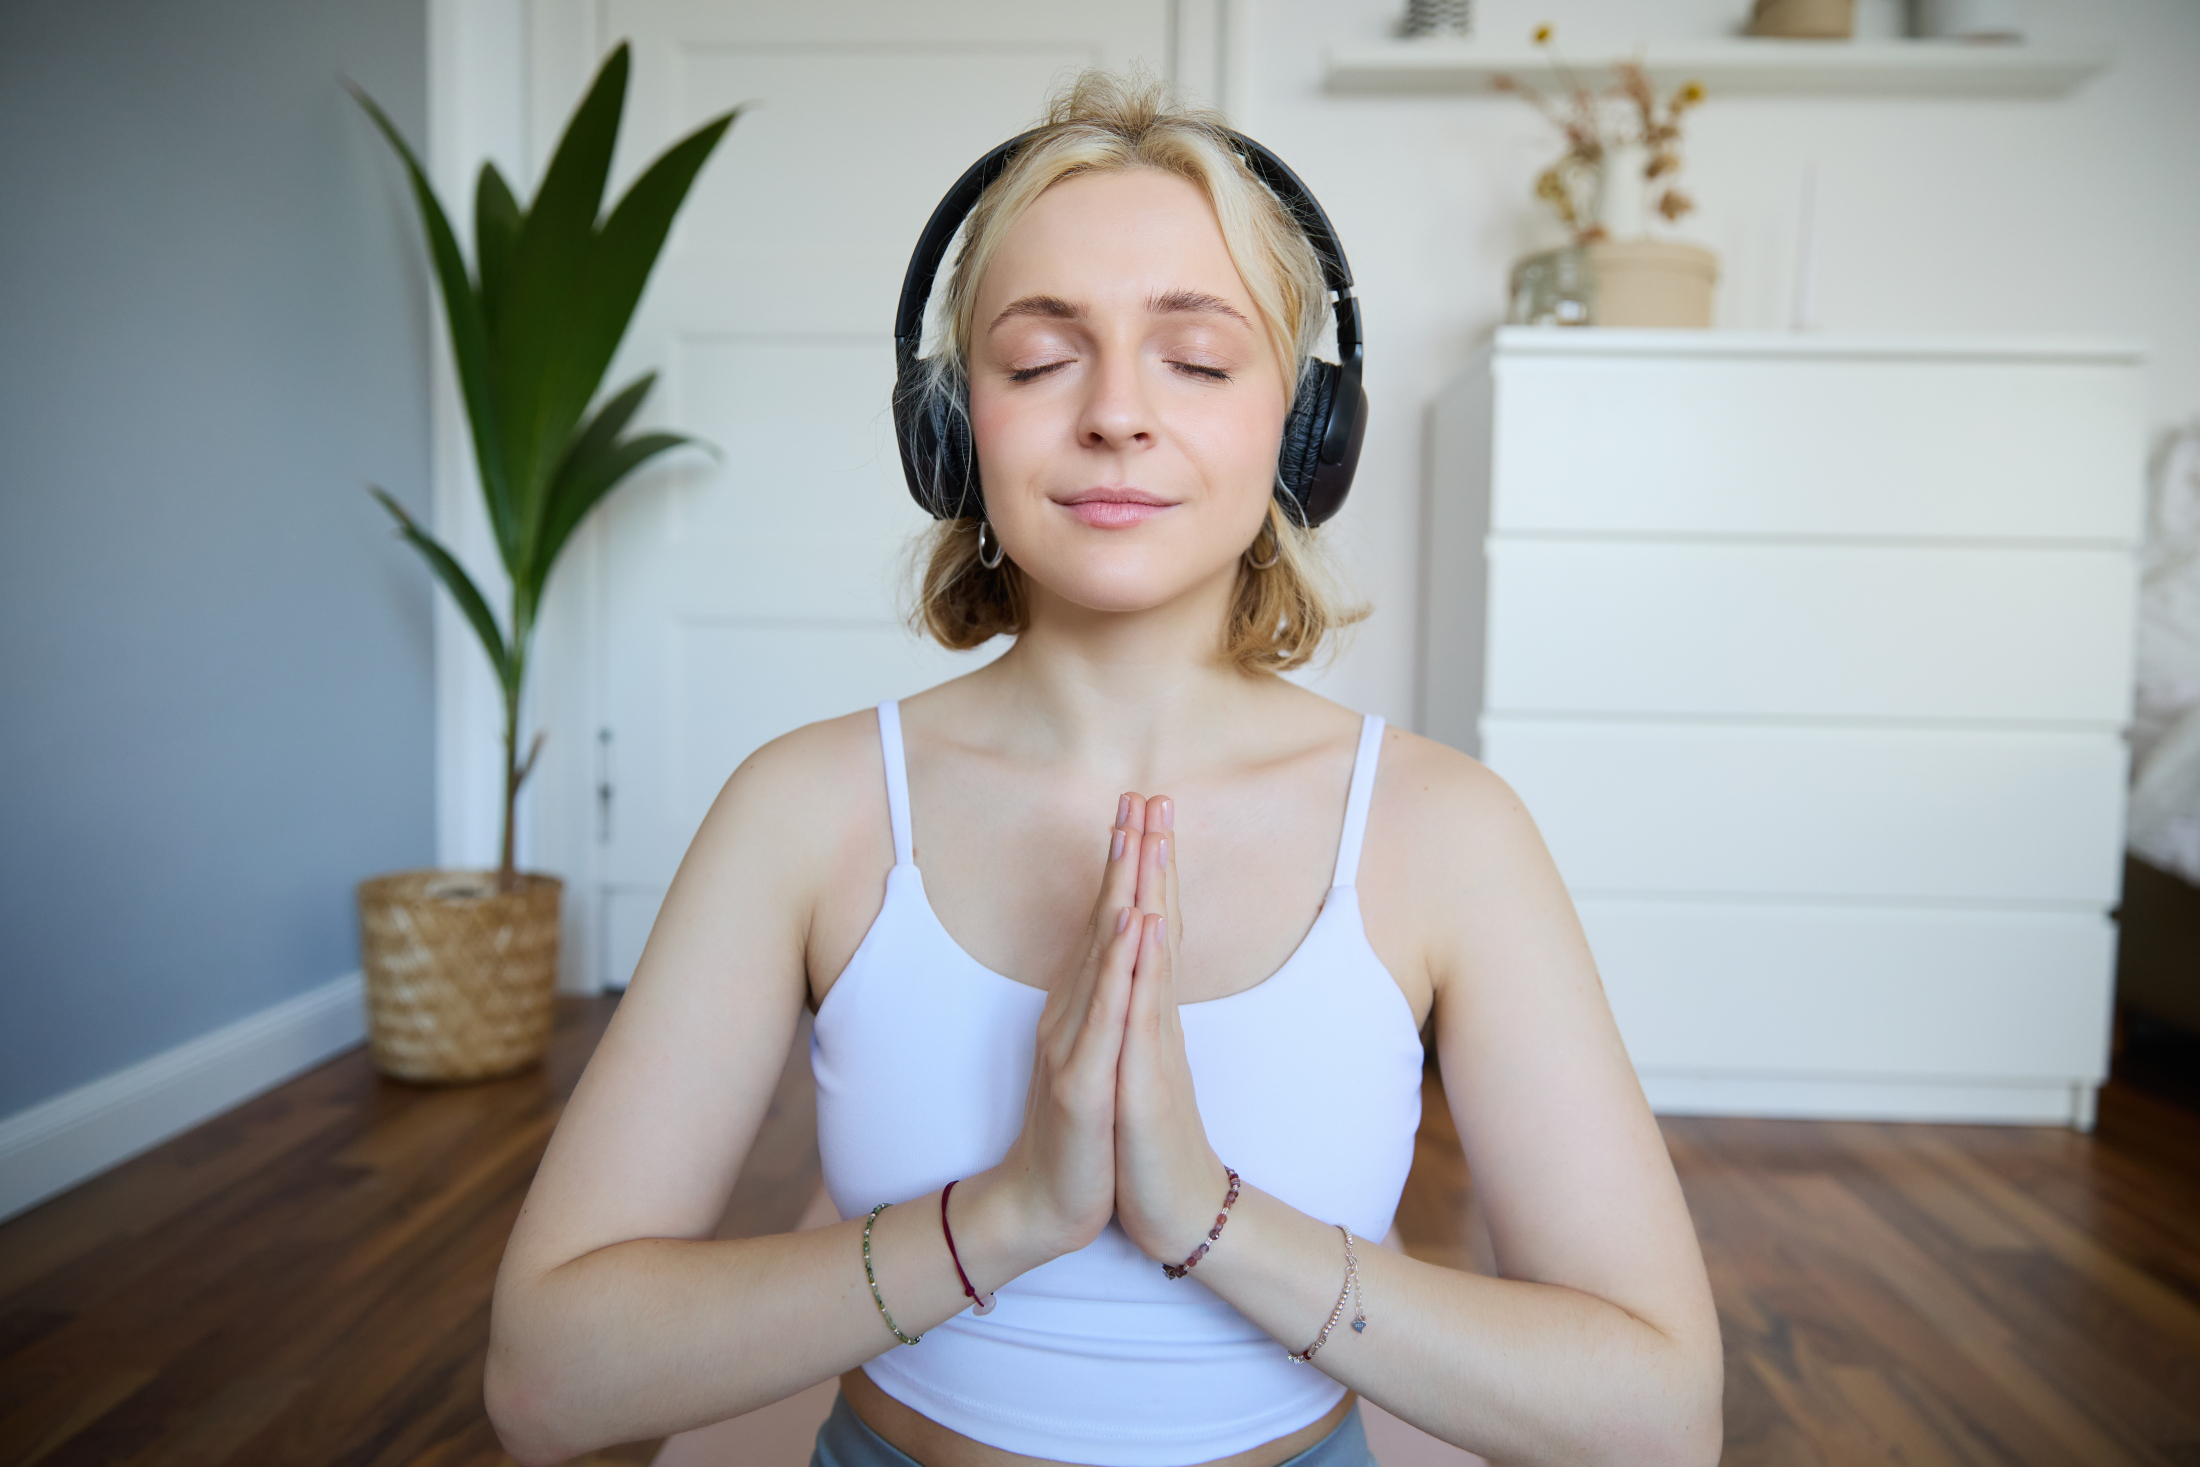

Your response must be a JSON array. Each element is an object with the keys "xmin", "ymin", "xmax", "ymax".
[
  {"xmin": 1322, "ymin": 38, "xmax": 2112, "ymax": 99},
  {"xmin": 1475, "ymin": 326, "xmax": 2148, "ymax": 365}
]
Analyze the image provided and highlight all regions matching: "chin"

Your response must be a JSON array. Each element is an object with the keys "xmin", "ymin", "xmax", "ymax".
[{"xmin": 1017, "ymin": 535, "xmax": 1237, "ymax": 617}]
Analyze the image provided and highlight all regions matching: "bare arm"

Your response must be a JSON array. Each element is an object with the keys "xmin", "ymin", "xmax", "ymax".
[
  {"xmin": 482, "ymin": 714, "xmax": 1149, "ymax": 1465},
  {"xmin": 1113, "ymin": 743, "xmax": 1724, "ymax": 1467}
]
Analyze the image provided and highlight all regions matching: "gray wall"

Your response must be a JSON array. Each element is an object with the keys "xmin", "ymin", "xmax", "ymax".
[{"xmin": 0, "ymin": 0, "xmax": 432, "ymax": 1118}]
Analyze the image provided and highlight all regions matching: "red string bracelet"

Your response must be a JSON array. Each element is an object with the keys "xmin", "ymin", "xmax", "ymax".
[{"xmin": 939, "ymin": 1179, "xmax": 996, "ymax": 1316}]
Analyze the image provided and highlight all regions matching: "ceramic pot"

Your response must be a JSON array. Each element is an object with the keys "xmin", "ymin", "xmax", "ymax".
[
  {"xmin": 1584, "ymin": 239, "xmax": 1719, "ymax": 328},
  {"xmin": 1746, "ymin": 0, "xmax": 1856, "ymax": 37}
]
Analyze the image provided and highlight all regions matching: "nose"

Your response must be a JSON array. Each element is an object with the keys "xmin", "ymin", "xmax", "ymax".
[{"xmin": 1075, "ymin": 342, "xmax": 1157, "ymax": 456}]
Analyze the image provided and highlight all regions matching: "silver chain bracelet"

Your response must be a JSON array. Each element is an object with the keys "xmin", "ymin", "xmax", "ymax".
[{"xmin": 1286, "ymin": 1224, "xmax": 1366, "ymax": 1363}]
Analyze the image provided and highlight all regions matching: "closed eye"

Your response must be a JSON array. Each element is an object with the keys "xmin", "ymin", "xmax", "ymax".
[
  {"xmin": 1173, "ymin": 361, "xmax": 1232, "ymax": 381},
  {"xmin": 1008, "ymin": 362, "xmax": 1069, "ymax": 383}
]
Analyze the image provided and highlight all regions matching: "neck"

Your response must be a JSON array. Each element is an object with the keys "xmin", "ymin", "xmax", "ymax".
[{"xmin": 976, "ymin": 562, "xmax": 1269, "ymax": 771}]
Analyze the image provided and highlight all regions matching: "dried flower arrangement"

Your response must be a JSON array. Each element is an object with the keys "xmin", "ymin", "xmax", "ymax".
[{"xmin": 1493, "ymin": 25, "xmax": 1705, "ymax": 245}]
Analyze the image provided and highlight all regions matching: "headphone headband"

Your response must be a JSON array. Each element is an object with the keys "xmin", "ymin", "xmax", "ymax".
[
  {"xmin": 893, "ymin": 128, "xmax": 1358, "ymax": 345},
  {"xmin": 892, "ymin": 124, "xmax": 1367, "ymax": 527}
]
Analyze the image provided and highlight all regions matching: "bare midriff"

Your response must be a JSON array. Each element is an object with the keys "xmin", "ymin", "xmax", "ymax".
[{"xmin": 840, "ymin": 1368, "xmax": 1356, "ymax": 1467}]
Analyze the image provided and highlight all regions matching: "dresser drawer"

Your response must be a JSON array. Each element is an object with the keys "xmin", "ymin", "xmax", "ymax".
[
  {"xmin": 1581, "ymin": 898, "xmax": 2115, "ymax": 1082},
  {"xmin": 1490, "ymin": 346, "xmax": 2145, "ymax": 541},
  {"xmin": 1479, "ymin": 717, "xmax": 2129, "ymax": 903},
  {"xmin": 1485, "ymin": 539, "xmax": 2137, "ymax": 721}
]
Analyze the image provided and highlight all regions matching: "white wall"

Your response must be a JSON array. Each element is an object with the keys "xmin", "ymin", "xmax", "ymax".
[{"xmin": 1244, "ymin": 0, "xmax": 2200, "ymax": 729}]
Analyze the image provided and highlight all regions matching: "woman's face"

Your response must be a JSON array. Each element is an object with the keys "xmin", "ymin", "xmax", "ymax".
[{"xmin": 966, "ymin": 167, "xmax": 1293, "ymax": 617}]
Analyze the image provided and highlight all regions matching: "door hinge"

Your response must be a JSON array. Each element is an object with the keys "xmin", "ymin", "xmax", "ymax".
[{"xmin": 596, "ymin": 727, "xmax": 614, "ymax": 845}]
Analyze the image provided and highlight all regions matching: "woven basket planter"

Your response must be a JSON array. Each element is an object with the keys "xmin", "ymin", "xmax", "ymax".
[{"xmin": 355, "ymin": 869, "xmax": 563, "ymax": 1084}]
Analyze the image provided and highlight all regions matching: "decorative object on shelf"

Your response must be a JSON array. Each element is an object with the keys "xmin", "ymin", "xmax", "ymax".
[
  {"xmin": 1913, "ymin": 0, "xmax": 2026, "ymax": 41},
  {"xmin": 1745, "ymin": 0, "xmax": 1856, "ymax": 39},
  {"xmin": 346, "ymin": 46, "xmax": 735, "ymax": 1082},
  {"xmin": 1399, "ymin": 0, "xmax": 1472, "ymax": 39},
  {"xmin": 1584, "ymin": 238, "xmax": 1719, "ymax": 327},
  {"xmin": 1495, "ymin": 26, "xmax": 1717, "ymax": 327},
  {"xmin": 1507, "ymin": 246, "xmax": 1595, "ymax": 326}
]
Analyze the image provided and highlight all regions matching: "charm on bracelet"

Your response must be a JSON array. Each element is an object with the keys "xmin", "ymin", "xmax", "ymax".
[{"xmin": 1287, "ymin": 1224, "xmax": 1367, "ymax": 1363}]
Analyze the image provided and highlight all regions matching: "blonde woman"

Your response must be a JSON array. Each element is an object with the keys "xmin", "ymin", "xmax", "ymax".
[{"xmin": 485, "ymin": 71, "xmax": 1722, "ymax": 1467}]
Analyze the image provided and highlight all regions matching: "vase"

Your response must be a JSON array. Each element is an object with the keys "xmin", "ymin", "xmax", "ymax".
[
  {"xmin": 1507, "ymin": 246, "xmax": 1596, "ymax": 327},
  {"xmin": 1913, "ymin": 0, "xmax": 2024, "ymax": 40},
  {"xmin": 355, "ymin": 868, "xmax": 564, "ymax": 1083}
]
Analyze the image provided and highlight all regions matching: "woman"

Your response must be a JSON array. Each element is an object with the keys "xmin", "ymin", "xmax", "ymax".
[{"xmin": 485, "ymin": 72, "xmax": 1722, "ymax": 1467}]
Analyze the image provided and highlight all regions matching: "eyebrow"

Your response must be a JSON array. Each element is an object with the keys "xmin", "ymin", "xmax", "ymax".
[{"xmin": 987, "ymin": 289, "xmax": 1252, "ymax": 333}]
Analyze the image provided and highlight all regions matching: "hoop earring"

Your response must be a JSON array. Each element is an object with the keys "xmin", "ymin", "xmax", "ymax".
[
  {"xmin": 1244, "ymin": 522, "xmax": 1281, "ymax": 571},
  {"xmin": 976, "ymin": 519, "xmax": 1006, "ymax": 570}
]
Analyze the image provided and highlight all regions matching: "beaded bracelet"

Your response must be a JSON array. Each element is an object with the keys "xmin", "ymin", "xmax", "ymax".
[
  {"xmin": 862, "ymin": 1203, "xmax": 922, "ymax": 1346},
  {"xmin": 1162, "ymin": 1165, "xmax": 1242, "ymax": 1279},
  {"xmin": 1286, "ymin": 1225, "xmax": 1366, "ymax": 1363}
]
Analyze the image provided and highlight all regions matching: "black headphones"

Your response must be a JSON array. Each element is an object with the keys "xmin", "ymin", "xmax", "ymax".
[{"xmin": 891, "ymin": 127, "xmax": 1366, "ymax": 529}]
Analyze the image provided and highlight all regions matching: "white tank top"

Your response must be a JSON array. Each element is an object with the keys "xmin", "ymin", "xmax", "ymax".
[{"xmin": 811, "ymin": 701, "xmax": 1425, "ymax": 1466}]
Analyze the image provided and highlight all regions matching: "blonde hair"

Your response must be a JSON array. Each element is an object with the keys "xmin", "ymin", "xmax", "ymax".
[{"xmin": 906, "ymin": 67, "xmax": 1366, "ymax": 674}]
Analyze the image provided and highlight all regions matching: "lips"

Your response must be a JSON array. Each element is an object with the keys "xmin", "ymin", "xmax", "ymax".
[{"xmin": 1057, "ymin": 487, "xmax": 1176, "ymax": 530}]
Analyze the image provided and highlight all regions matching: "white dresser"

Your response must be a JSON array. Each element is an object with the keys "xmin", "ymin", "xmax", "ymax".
[{"xmin": 1423, "ymin": 328, "xmax": 2148, "ymax": 1127}]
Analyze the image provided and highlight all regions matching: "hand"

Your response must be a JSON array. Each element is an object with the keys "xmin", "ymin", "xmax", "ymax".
[
  {"xmin": 985, "ymin": 794, "xmax": 1148, "ymax": 1259},
  {"xmin": 1111, "ymin": 795, "xmax": 1233, "ymax": 1267}
]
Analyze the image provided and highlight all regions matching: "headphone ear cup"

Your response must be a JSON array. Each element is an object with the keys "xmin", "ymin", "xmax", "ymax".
[
  {"xmin": 894, "ymin": 360, "xmax": 981, "ymax": 519},
  {"xmin": 1300, "ymin": 376, "xmax": 1365, "ymax": 527},
  {"xmin": 1274, "ymin": 358, "xmax": 1340, "ymax": 526}
]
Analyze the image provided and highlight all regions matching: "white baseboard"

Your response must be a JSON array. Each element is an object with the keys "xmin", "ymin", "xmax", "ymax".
[
  {"xmin": 0, "ymin": 971, "xmax": 368, "ymax": 1226},
  {"xmin": 1641, "ymin": 1070, "xmax": 2097, "ymax": 1128}
]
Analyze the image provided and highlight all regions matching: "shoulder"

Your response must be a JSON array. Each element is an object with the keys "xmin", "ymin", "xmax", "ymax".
[
  {"xmin": 682, "ymin": 705, "xmax": 891, "ymax": 917},
  {"xmin": 1370, "ymin": 726, "xmax": 1539, "ymax": 869},
  {"xmin": 703, "ymin": 705, "xmax": 882, "ymax": 835},
  {"xmin": 1360, "ymin": 728, "xmax": 1570, "ymax": 980}
]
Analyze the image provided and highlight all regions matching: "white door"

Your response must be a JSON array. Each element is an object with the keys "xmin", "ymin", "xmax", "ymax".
[{"xmin": 546, "ymin": 2, "xmax": 1179, "ymax": 988}]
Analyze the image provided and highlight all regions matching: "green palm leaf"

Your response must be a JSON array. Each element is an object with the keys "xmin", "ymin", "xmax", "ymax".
[
  {"xmin": 534, "ymin": 429, "xmax": 695, "ymax": 595},
  {"xmin": 474, "ymin": 163, "xmax": 523, "ymax": 333},
  {"xmin": 346, "ymin": 83, "xmax": 516, "ymax": 569},
  {"xmin": 367, "ymin": 486, "xmax": 512, "ymax": 690},
  {"xmin": 495, "ymin": 48, "xmax": 632, "ymax": 558}
]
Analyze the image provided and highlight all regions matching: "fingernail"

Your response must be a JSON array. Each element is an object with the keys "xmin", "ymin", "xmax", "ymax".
[
  {"xmin": 1155, "ymin": 916, "xmax": 1167, "ymax": 941},
  {"xmin": 1111, "ymin": 829, "xmax": 1125, "ymax": 861},
  {"xmin": 1117, "ymin": 906, "xmax": 1132, "ymax": 933},
  {"xmin": 1158, "ymin": 837, "xmax": 1169, "ymax": 865},
  {"xmin": 1117, "ymin": 794, "xmax": 1131, "ymax": 827},
  {"xmin": 1161, "ymin": 798, "xmax": 1174, "ymax": 831}
]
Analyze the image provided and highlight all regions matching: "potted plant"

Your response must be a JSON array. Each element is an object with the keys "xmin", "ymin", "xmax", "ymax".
[
  {"xmin": 1495, "ymin": 26, "xmax": 1717, "ymax": 328},
  {"xmin": 348, "ymin": 45, "xmax": 734, "ymax": 1083}
]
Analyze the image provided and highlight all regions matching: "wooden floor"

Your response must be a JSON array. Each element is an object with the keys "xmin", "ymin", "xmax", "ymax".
[{"xmin": 4, "ymin": 997, "xmax": 2198, "ymax": 1467}]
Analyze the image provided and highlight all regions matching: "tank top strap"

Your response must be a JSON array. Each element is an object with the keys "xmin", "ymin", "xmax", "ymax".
[
  {"xmin": 1328, "ymin": 713, "xmax": 1387, "ymax": 889},
  {"xmin": 875, "ymin": 701, "xmax": 915, "ymax": 868}
]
